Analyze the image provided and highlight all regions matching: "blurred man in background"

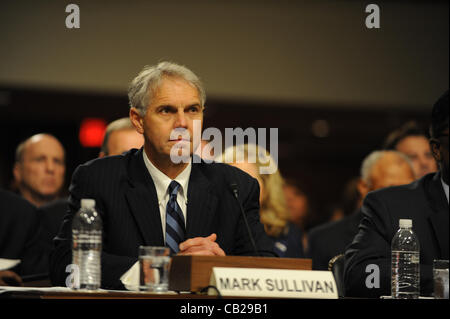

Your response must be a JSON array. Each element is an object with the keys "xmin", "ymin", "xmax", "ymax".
[
  {"xmin": 307, "ymin": 150, "xmax": 415, "ymax": 270},
  {"xmin": 13, "ymin": 133, "xmax": 66, "ymax": 208},
  {"xmin": 384, "ymin": 121, "xmax": 437, "ymax": 179},
  {"xmin": 99, "ymin": 117, "xmax": 144, "ymax": 157}
]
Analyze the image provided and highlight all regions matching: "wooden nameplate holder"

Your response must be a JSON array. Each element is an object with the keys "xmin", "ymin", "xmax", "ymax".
[{"xmin": 168, "ymin": 256, "xmax": 312, "ymax": 292}]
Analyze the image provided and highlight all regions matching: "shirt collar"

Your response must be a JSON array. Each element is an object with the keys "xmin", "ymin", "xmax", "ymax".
[
  {"xmin": 142, "ymin": 151, "xmax": 191, "ymax": 203},
  {"xmin": 441, "ymin": 177, "xmax": 449, "ymax": 204}
]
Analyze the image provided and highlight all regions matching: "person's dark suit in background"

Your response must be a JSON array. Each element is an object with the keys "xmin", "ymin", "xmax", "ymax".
[
  {"xmin": 307, "ymin": 150, "xmax": 415, "ymax": 270},
  {"xmin": 49, "ymin": 62, "xmax": 274, "ymax": 290},
  {"xmin": 0, "ymin": 189, "xmax": 48, "ymax": 284},
  {"xmin": 344, "ymin": 90, "xmax": 449, "ymax": 298},
  {"xmin": 37, "ymin": 198, "xmax": 69, "ymax": 253}
]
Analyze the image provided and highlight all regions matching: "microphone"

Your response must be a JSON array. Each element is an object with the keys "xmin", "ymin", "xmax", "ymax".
[{"xmin": 230, "ymin": 183, "xmax": 259, "ymax": 256}]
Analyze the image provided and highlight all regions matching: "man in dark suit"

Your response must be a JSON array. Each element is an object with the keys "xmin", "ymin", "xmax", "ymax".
[
  {"xmin": 344, "ymin": 90, "xmax": 449, "ymax": 298},
  {"xmin": 0, "ymin": 189, "xmax": 49, "ymax": 284},
  {"xmin": 307, "ymin": 150, "xmax": 415, "ymax": 270},
  {"xmin": 49, "ymin": 62, "xmax": 275, "ymax": 290}
]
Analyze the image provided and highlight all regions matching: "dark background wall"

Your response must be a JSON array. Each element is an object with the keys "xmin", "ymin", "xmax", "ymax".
[{"xmin": 0, "ymin": 0, "xmax": 448, "ymax": 226}]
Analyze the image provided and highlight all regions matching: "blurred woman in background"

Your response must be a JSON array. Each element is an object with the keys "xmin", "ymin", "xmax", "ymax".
[{"xmin": 220, "ymin": 143, "xmax": 305, "ymax": 258}]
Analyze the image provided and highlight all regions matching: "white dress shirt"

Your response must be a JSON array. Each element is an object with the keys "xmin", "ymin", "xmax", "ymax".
[
  {"xmin": 121, "ymin": 151, "xmax": 192, "ymax": 289},
  {"xmin": 142, "ymin": 150, "xmax": 191, "ymax": 241}
]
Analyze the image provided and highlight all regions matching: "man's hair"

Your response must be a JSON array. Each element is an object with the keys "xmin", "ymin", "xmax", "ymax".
[
  {"xmin": 100, "ymin": 117, "xmax": 136, "ymax": 156},
  {"xmin": 383, "ymin": 121, "xmax": 428, "ymax": 150},
  {"xmin": 128, "ymin": 61, "xmax": 206, "ymax": 116},
  {"xmin": 15, "ymin": 133, "xmax": 65, "ymax": 163},
  {"xmin": 430, "ymin": 90, "xmax": 449, "ymax": 139},
  {"xmin": 15, "ymin": 140, "xmax": 27, "ymax": 163},
  {"xmin": 360, "ymin": 150, "xmax": 412, "ymax": 188}
]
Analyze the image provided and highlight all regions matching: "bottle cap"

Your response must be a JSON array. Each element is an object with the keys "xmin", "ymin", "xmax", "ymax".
[
  {"xmin": 81, "ymin": 199, "xmax": 96, "ymax": 209},
  {"xmin": 399, "ymin": 219, "xmax": 412, "ymax": 228}
]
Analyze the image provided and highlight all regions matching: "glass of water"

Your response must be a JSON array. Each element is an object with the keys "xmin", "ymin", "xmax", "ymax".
[
  {"xmin": 433, "ymin": 260, "xmax": 449, "ymax": 299},
  {"xmin": 139, "ymin": 246, "xmax": 171, "ymax": 293}
]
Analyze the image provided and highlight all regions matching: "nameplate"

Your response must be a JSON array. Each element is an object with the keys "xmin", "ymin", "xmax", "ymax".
[{"xmin": 209, "ymin": 267, "xmax": 338, "ymax": 299}]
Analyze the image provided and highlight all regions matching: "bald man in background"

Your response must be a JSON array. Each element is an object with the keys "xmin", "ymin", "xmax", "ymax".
[
  {"xmin": 13, "ymin": 133, "xmax": 66, "ymax": 208},
  {"xmin": 306, "ymin": 150, "xmax": 415, "ymax": 271},
  {"xmin": 1, "ymin": 133, "xmax": 64, "ymax": 285},
  {"xmin": 99, "ymin": 117, "xmax": 144, "ymax": 157}
]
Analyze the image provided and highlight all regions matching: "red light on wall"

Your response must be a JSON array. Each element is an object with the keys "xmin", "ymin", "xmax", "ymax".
[{"xmin": 79, "ymin": 118, "xmax": 107, "ymax": 148}]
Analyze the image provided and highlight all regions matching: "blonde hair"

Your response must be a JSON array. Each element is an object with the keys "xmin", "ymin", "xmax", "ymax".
[{"xmin": 221, "ymin": 143, "xmax": 290, "ymax": 237}]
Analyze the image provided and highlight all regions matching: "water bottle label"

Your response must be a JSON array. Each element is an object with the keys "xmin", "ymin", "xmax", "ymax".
[
  {"xmin": 72, "ymin": 231, "xmax": 102, "ymax": 245},
  {"xmin": 411, "ymin": 254, "xmax": 419, "ymax": 264}
]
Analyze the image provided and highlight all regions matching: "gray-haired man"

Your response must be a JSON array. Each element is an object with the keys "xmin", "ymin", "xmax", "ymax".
[{"xmin": 50, "ymin": 61, "xmax": 275, "ymax": 290}]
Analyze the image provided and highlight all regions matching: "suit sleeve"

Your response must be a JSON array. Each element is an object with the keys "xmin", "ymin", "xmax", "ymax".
[
  {"xmin": 306, "ymin": 231, "xmax": 328, "ymax": 270},
  {"xmin": 49, "ymin": 164, "xmax": 135, "ymax": 290},
  {"xmin": 3, "ymin": 199, "xmax": 50, "ymax": 277},
  {"xmin": 20, "ymin": 208, "xmax": 50, "ymax": 277},
  {"xmin": 345, "ymin": 188, "xmax": 437, "ymax": 298},
  {"xmin": 343, "ymin": 193, "xmax": 393, "ymax": 297}
]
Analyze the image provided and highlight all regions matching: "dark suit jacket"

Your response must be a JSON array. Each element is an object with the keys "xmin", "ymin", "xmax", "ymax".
[
  {"xmin": 307, "ymin": 210, "xmax": 362, "ymax": 270},
  {"xmin": 37, "ymin": 198, "xmax": 68, "ymax": 252},
  {"xmin": 272, "ymin": 222, "xmax": 305, "ymax": 258},
  {"xmin": 0, "ymin": 189, "xmax": 48, "ymax": 276},
  {"xmin": 344, "ymin": 173, "xmax": 449, "ymax": 297},
  {"xmin": 49, "ymin": 148, "xmax": 275, "ymax": 289}
]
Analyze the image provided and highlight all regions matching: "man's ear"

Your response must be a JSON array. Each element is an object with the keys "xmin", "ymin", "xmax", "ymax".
[
  {"xmin": 430, "ymin": 140, "xmax": 441, "ymax": 162},
  {"xmin": 129, "ymin": 108, "xmax": 144, "ymax": 134},
  {"xmin": 357, "ymin": 178, "xmax": 370, "ymax": 200},
  {"xmin": 13, "ymin": 162, "xmax": 22, "ymax": 183}
]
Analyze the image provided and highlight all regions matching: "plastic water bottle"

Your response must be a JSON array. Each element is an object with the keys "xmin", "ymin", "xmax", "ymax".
[
  {"xmin": 391, "ymin": 219, "xmax": 420, "ymax": 299},
  {"xmin": 72, "ymin": 199, "xmax": 102, "ymax": 290}
]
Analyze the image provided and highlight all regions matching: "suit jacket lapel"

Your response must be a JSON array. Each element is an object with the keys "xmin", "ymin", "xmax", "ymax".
[
  {"xmin": 425, "ymin": 173, "xmax": 449, "ymax": 259},
  {"xmin": 185, "ymin": 160, "xmax": 219, "ymax": 238},
  {"xmin": 125, "ymin": 148, "xmax": 164, "ymax": 246}
]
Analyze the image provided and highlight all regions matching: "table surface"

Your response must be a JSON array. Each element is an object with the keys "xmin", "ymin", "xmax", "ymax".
[{"xmin": 0, "ymin": 286, "xmax": 221, "ymax": 299}]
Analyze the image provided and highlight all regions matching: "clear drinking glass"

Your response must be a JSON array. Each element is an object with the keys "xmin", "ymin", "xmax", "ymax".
[
  {"xmin": 433, "ymin": 260, "xmax": 449, "ymax": 299},
  {"xmin": 139, "ymin": 246, "xmax": 171, "ymax": 293}
]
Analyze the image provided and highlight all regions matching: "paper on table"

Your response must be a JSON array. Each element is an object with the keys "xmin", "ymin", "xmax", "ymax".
[
  {"xmin": 120, "ymin": 261, "xmax": 139, "ymax": 291},
  {"xmin": 0, "ymin": 258, "xmax": 20, "ymax": 271}
]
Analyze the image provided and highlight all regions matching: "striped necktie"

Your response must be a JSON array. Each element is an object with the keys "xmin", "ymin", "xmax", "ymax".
[{"xmin": 165, "ymin": 180, "xmax": 186, "ymax": 254}]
